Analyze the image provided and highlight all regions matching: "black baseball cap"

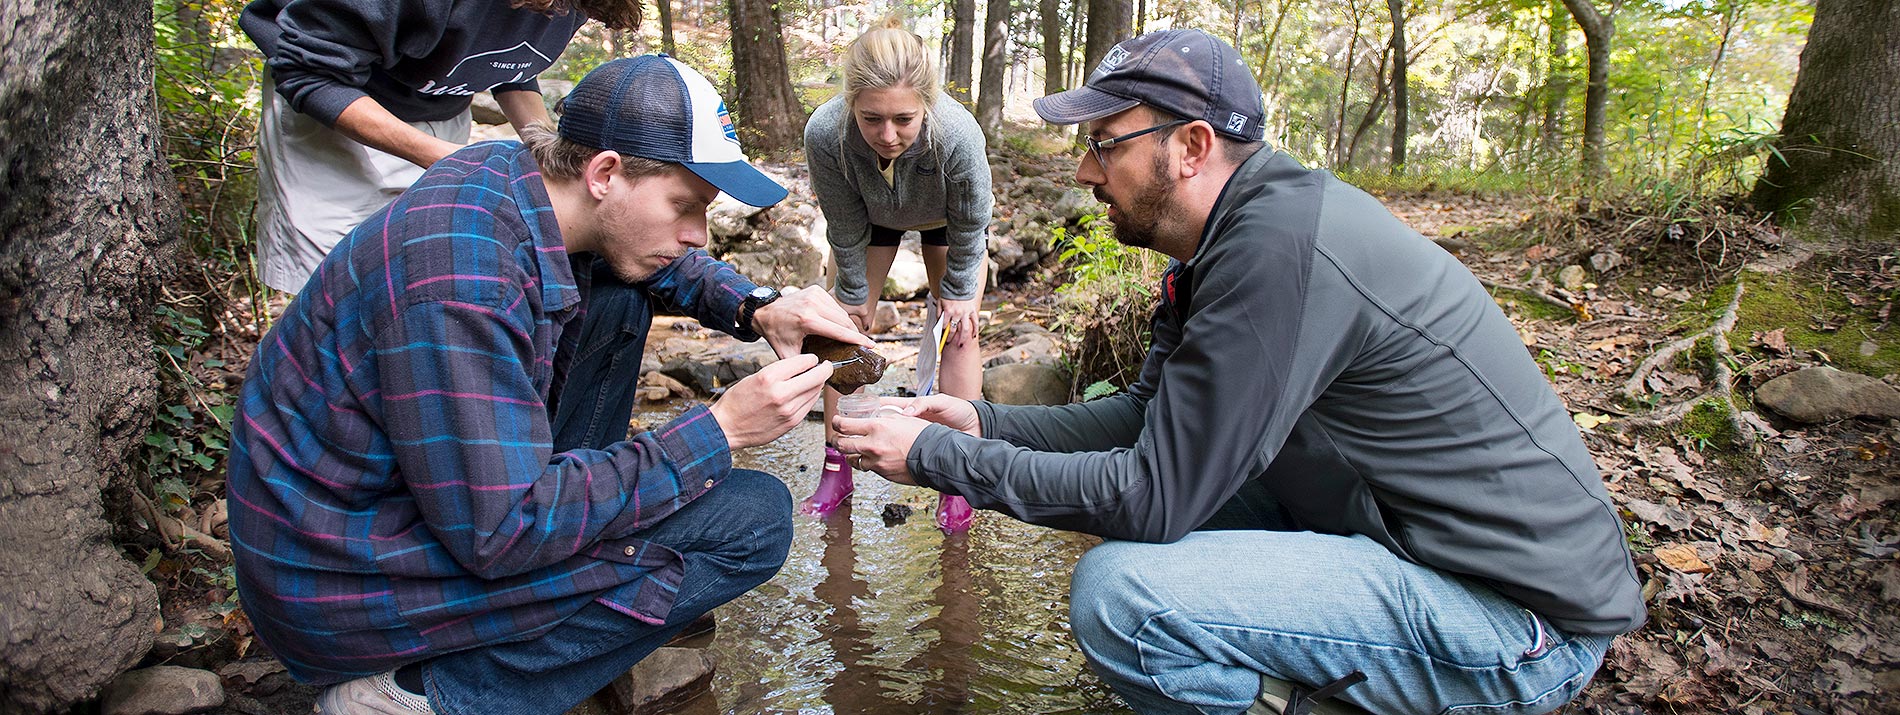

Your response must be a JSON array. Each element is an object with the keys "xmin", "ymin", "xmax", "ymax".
[
  {"xmin": 559, "ymin": 55, "xmax": 788, "ymax": 207},
  {"xmin": 1034, "ymin": 29, "xmax": 1266, "ymax": 141}
]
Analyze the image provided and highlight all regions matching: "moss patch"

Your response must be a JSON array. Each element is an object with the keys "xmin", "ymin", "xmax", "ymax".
[
  {"xmin": 1737, "ymin": 272, "xmax": 1900, "ymax": 377},
  {"xmin": 1679, "ymin": 398, "xmax": 1739, "ymax": 450}
]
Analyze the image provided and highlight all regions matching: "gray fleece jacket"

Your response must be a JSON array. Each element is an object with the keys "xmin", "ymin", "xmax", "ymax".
[
  {"xmin": 906, "ymin": 148, "xmax": 1647, "ymax": 636},
  {"xmin": 804, "ymin": 94, "xmax": 993, "ymax": 305}
]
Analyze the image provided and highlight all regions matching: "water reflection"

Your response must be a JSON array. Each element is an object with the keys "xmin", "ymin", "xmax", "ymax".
[{"xmin": 631, "ymin": 369, "xmax": 1130, "ymax": 714}]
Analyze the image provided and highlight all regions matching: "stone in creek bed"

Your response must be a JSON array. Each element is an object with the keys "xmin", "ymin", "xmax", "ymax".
[
  {"xmin": 880, "ymin": 503, "xmax": 913, "ymax": 527},
  {"xmin": 802, "ymin": 335, "xmax": 887, "ymax": 393}
]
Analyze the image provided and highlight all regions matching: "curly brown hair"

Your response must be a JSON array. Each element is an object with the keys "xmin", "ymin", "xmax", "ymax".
[{"xmin": 510, "ymin": 0, "xmax": 642, "ymax": 31}]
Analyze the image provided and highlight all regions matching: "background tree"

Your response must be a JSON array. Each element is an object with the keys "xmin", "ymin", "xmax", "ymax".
[
  {"xmin": 1388, "ymin": 0, "xmax": 1408, "ymax": 169},
  {"xmin": 729, "ymin": 0, "xmax": 806, "ymax": 153},
  {"xmin": 1538, "ymin": 0, "xmax": 1569, "ymax": 157},
  {"xmin": 948, "ymin": 0, "xmax": 978, "ymax": 101},
  {"xmin": 1081, "ymin": 0, "xmax": 1130, "ymax": 83},
  {"xmin": 659, "ymin": 0, "xmax": 678, "ymax": 56},
  {"xmin": 977, "ymin": 0, "xmax": 1013, "ymax": 131},
  {"xmin": 0, "ymin": 0, "xmax": 172, "ymax": 710},
  {"xmin": 1559, "ymin": 0, "xmax": 1618, "ymax": 179},
  {"xmin": 1042, "ymin": 0, "xmax": 1065, "ymax": 95},
  {"xmin": 1752, "ymin": 0, "xmax": 1898, "ymax": 237}
]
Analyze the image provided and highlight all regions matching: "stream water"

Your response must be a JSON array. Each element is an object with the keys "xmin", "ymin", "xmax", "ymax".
[{"xmin": 630, "ymin": 364, "xmax": 1131, "ymax": 715}]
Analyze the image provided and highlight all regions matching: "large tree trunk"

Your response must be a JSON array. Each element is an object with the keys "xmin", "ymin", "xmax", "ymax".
[
  {"xmin": 1042, "ymin": 0, "xmax": 1065, "ymax": 96},
  {"xmin": 1082, "ymin": 0, "xmax": 1131, "ymax": 82},
  {"xmin": 977, "ymin": 0, "xmax": 1011, "ymax": 132},
  {"xmin": 948, "ymin": 0, "xmax": 977, "ymax": 101},
  {"xmin": 0, "ymin": 0, "xmax": 171, "ymax": 711},
  {"xmin": 728, "ymin": 0, "xmax": 806, "ymax": 154},
  {"xmin": 1752, "ymin": 0, "xmax": 1899, "ymax": 237},
  {"xmin": 1560, "ymin": 0, "xmax": 1615, "ymax": 179},
  {"xmin": 1387, "ymin": 0, "xmax": 1408, "ymax": 170},
  {"xmin": 1539, "ymin": 0, "xmax": 1570, "ymax": 157}
]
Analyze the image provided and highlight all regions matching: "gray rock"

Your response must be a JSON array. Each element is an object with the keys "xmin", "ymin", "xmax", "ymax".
[
  {"xmin": 983, "ymin": 363, "xmax": 1070, "ymax": 405},
  {"xmin": 984, "ymin": 333, "xmax": 1061, "ymax": 368},
  {"xmin": 1558, "ymin": 265, "xmax": 1587, "ymax": 291},
  {"xmin": 884, "ymin": 244, "xmax": 928, "ymax": 299},
  {"xmin": 1755, "ymin": 367, "xmax": 1900, "ymax": 423},
  {"xmin": 1053, "ymin": 188, "xmax": 1103, "ymax": 223},
  {"xmin": 100, "ymin": 666, "xmax": 224, "ymax": 715},
  {"xmin": 470, "ymin": 92, "xmax": 507, "ymax": 125},
  {"xmin": 661, "ymin": 340, "xmax": 777, "ymax": 395},
  {"xmin": 596, "ymin": 647, "xmax": 717, "ymax": 715},
  {"xmin": 871, "ymin": 301, "xmax": 901, "ymax": 334}
]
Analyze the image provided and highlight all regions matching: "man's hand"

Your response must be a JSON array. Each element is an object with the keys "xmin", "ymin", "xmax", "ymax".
[
  {"xmin": 936, "ymin": 296, "xmax": 981, "ymax": 347},
  {"xmin": 831, "ymin": 412, "xmax": 933, "ymax": 485},
  {"xmin": 887, "ymin": 394, "xmax": 981, "ymax": 437},
  {"xmin": 710, "ymin": 354, "xmax": 832, "ymax": 450},
  {"xmin": 751, "ymin": 285, "xmax": 873, "ymax": 358}
]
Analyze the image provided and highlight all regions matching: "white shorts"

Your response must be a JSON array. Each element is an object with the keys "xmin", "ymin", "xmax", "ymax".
[{"xmin": 253, "ymin": 75, "xmax": 471, "ymax": 293}]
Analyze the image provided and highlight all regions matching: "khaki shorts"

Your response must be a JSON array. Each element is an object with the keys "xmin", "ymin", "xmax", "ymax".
[{"xmin": 253, "ymin": 75, "xmax": 471, "ymax": 293}]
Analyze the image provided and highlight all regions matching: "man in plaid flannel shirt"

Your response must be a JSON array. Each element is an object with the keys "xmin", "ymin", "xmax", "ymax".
[{"xmin": 228, "ymin": 56, "xmax": 867, "ymax": 715}]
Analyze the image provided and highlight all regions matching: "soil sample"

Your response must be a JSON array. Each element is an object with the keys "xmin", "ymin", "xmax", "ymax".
[{"xmin": 803, "ymin": 335, "xmax": 887, "ymax": 393}]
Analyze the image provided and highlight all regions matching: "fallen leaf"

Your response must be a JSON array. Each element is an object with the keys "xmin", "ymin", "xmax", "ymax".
[
  {"xmin": 1655, "ymin": 544, "xmax": 1715, "ymax": 574},
  {"xmin": 1739, "ymin": 520, "xmax": 1791, "ymax": 548},
  {"xmin": 1626, "ymin": 498, "xmax": 1697, "ymax": 532},
  {"xmin": 1751, "ymin": 328, "xmax": 1790, "ymax": 355},
  {"xmin": 1778, "ymin": 565, "xmax": 1856, "ymax": 618},
  {"xmin": 1574, "ymin": 412, "xmax": 1613, "ymax": 431},
  {"xmin": 1877, "ymin": 564, "xmax": 1900, "ymax": 603}
]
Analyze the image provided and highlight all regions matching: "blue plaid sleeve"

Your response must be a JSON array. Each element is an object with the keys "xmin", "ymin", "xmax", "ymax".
[
  {"xmin": 372, "ymin": 296, "xmax": 730, "ymax": 579},
  {"xmin": 639, "ymin": 249, "xmax": 758, "ymax": 337}
]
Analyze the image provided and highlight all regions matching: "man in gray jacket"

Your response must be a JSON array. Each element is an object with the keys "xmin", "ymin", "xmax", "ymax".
[{"xmin": 834, "ymin": 29, "xmax": 1645, "ymax": 715}]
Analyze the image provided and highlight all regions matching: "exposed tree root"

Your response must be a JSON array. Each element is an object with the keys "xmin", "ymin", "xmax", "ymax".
[
  {"xmin": 1479, "ymin": 277, "xmax": 1575, "ymax": 312},
  {"xmin": 1618, "ymin": 282, "xmax": 1771, "ymax": 446}
]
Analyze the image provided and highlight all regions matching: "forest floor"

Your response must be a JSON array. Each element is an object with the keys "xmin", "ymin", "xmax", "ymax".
[{"xmin": 127, "ymin": 181, "xmax": 1897, "ymax": 715}]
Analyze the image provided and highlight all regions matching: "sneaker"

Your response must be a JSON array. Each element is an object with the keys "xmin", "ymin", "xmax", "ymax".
[
  {"xmin": 935, "ymin": 494, "xmax": 974, "ymax": 533},
  {"xmin": 801, "ymin": 446, "xmax": 854, "ymax": 515},
  {"xmin": 1246, "ymin": 673, "xmax": 1371, "ymax": 715},
  {"xmin": 314, "ymin": 671, "xmax": 432, "ymax": 714}
]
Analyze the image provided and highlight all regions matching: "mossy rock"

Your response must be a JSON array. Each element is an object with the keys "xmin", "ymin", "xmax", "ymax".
[{"xmin": 1736, "ymin": 272, "xmax": 1900, "ymax": 377}]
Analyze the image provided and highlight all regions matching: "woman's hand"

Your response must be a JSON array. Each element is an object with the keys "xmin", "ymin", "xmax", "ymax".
[
  {"xmin": 936, "ymin": 296, "xmax": 980, "ymax": 347},
  {"xmin": 841, "ymin": 299, "xmax": 876, "ymax": 333}
]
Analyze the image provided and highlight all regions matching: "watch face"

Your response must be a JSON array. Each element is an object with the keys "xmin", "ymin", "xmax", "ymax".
[{"xmin": 750, "ymin": 286, "xmax": 777, "ymax": 301}]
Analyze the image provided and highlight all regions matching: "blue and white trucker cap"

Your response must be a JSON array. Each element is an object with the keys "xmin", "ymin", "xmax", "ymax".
[{"xmin": 559, "ymin": 55, "xmax": 789, "ymax": 207}]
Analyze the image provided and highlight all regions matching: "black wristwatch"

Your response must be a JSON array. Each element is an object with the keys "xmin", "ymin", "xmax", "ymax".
[{"xmin": 734, "ymin": 285, "xmax": 780, "ymax": 341}]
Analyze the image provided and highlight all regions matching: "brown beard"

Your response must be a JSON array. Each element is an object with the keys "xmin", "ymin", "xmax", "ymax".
[{"xmin": 1097, "ymin": 148, "xmax": 1177, "ymax": 249}]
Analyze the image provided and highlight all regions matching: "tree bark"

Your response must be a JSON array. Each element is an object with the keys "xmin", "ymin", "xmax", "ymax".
[
  {"xmin": 1331, "ymin": 0, "xmax": 1365, "ymax": 167},
  {"xmin": 1387, "ymin": 0, "xmax": 1408, "ymax": 170},
  {"xmin": 659, "ymin": 0, "xmax": 677, "ymax": 56},
  {"xmin": 1083, "ymin": 0, "xmax": 1131, "ymax": 82},
  {"xmin": 1753, "ymin": 0, "xmax": 1900, "ymax": 237},
  {"xmin": 1559, "ymin": 0, "xmax": 1615, "ymax": 180},
  {"xmin": 948, "ymin": 0, "xmax": 977, "ymax": 101},
  {"xmin": 977, "ymin": 0, "xmax": 1012, "ymax": 132},
  {"xmin": 1539, "ymin": 0, "xmax": 1570, "ymax": 157},
  {"xmin": 1042, "ymin": 0, "xmax": 1065, "ymax": 96},
  {"xmin": 0, "ymin": 0, "xmax": 171, "ymax": 710},
  {"xmin": 728, "ymin": 0, "xmax": 806, "ymax": 154}
]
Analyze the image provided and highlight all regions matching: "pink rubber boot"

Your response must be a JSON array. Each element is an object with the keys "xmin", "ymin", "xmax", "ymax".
[
  {"xmin": 936, "ymin": 494, "xmax": 974, "ymax": 533},
  {"xmin": 802, "ymin": 445, "xmax": 855, "ymax": 515}
]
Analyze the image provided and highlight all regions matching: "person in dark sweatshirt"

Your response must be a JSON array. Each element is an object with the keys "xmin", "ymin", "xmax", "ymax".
[
  {"xmin": 833, "ymin": 29, "xmax": 1646, "ymax": 715},
  {"xmin": 240, "ymin": 0, "xmax": 641, "ymax": 293}
]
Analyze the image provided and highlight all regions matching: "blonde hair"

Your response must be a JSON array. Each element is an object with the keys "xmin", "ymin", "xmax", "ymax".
[{"xmin": 840, "ymin": 16, "xmax": 941, "ymax": 151}]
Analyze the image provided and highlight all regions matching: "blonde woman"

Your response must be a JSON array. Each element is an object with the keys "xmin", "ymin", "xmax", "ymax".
[{"xmin": 803, "ymin": 17, "xmax": 992, "ymax": 532}]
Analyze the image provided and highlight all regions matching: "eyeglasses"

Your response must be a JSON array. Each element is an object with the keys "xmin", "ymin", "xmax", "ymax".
[{"xmin": 1085, "ymin": 119, "xmax": 1189, "ymax": 169}]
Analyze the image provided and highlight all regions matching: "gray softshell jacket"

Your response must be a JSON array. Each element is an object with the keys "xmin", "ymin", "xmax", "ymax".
[{"xmin": 907, "ymin": 148, "xmax": 1647, "ymax": 636}]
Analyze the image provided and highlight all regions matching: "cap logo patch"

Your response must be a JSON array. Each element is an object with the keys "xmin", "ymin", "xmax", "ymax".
[
  {"xmin": 1100, "ymin": 45, "xmax": 1131, "ymax": 71},
  {"xmin": 1227, "ymin": 113, "xmax": 1249, "ymax": 134},
  {"xmin": 717, "ymin": 102, "xmax": 739, "ymax": 144}
]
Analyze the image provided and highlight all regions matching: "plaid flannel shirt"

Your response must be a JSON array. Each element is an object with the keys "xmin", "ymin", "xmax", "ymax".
[{"xmin": 228, "ymin": 141, "xmax": 758, "ymax": 684}]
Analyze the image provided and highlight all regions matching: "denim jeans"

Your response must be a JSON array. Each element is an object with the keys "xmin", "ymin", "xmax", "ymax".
[
  {"xmin": 418, "ymin": 268, "xmax": 796, "ymax": 714},
  {"xmin": 1070, "ymin": 505, "xmax": 1616, "ymax": 715}
]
